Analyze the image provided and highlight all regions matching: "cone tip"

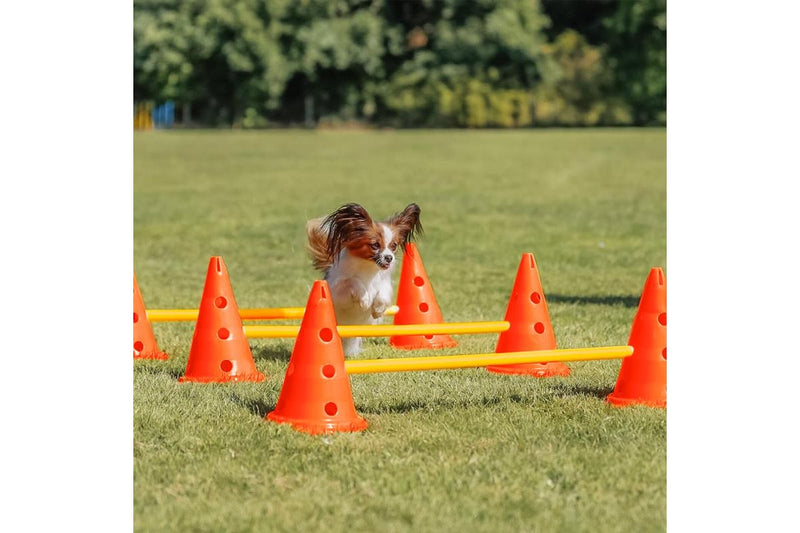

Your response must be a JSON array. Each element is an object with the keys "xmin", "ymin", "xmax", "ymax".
[
  {"xmin": 311, "ymin": 279, "xmax": 330, "ymax": 300},
  {"xmin": 522, "ymin": 252, "xmax": 536, "ymax": 270},
  {"xmin": 648, "ymin": 267, "xmax": 665, "ymax": 287},
  {"xmin": 635, "ymin": 267, "xmax": 666, "ymax": 312},
  {"xmin": 210, "ymin": 256, "xmax": 226, "ymax": 274}
]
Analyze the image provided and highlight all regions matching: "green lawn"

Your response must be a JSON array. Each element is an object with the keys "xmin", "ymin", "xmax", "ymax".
[{"xmin": 134, "ymin": 128, "xmax": 666, "ymax": 533}]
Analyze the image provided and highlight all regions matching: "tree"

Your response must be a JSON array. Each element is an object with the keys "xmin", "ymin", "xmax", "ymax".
[
  {"xmin": 134, "ymin": 0, "xmax": 293, "ymax": 124},
  {"xmin": 133, "ymin": 0, "xmax": 665, "ymax": 127},
  {"xmin": 601, "ymin": 0, "xmax": 666, "ymax": 125},
  {"xmin": 380, "ymin": 0, "xmax": 554, "ymax": 127},
  {"xmin": 539, "ymin": 0, "xmax": 666, "ymax": 125},
  {"xmin": 276, "ymin": 0, "xmax": 403, "ymax": 124},
  {"xmin": 534, "ymin": 29, "xmax": 631, "ymax": 126}
]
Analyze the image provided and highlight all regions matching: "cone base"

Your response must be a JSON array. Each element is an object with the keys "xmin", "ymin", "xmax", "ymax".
[
  {"xmin": 486, "ymin": 362, "xmax": 571, "ymax": 378},
  {"xmin": 266, "ymin": 411, "xmax": 368, "ymax": 435},
  {"xmin": 178, "ymin": 371, "xmax": 265, "ymax": 384},
  {"xmin": 134, "ymin": 350, "xmax": 169, "ymax": 360},
  {"xmin": 390, "ymin": 335, "xmax": 458, "ymax": 350},
  {"xmin": 606, "ymin": 393, "xmax": 666, "ymax": 408}
]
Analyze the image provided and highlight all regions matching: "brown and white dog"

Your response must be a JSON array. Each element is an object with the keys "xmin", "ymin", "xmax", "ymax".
[{"xmin": 306, "ymin": 203, "xmax": 422, "ymax": 355}]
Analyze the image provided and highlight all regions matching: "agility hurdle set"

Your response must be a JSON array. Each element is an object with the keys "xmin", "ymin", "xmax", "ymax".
[{"xmin": 134, "ymin": 244, "xmax": 666, "ymax": 434}]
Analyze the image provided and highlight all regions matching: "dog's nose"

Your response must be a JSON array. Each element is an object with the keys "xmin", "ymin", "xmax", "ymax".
[{"xmin": 383, "ymin": 254, "xmax": 393, "ymax": 264}]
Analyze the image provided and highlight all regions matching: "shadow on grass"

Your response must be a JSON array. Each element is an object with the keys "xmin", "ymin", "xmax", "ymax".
[
  {"xmin": 550, "ymin": 383, "xmax": 615, "ymax": 400},
  {"xmin": 358, "ymin": 383, "xmax": 618, "ymax": 414},
  {"xmin": 165, "ymin": 368, "xmax": 185, "ymax": 380},
  {"xmin": 134, "ymin": 360, "xmax": 185, "ymax": 380},
  {"xmin": 547, "ymin": 294, "xmax": 640, "ymax": 308},
  {"xmin": 228, "ymin": 392, "xmax": 276, "ymax": 418},
  {"xmin": 357, "ymin": 392, "xmax": 529, "ymax": 415},
  {"xmin": 252, "ymin": 344, "xmax": 292, "ymax": 362},
  {"xmin": 228, "ymin": 384, "xmax": 614, "ymax": 418}
]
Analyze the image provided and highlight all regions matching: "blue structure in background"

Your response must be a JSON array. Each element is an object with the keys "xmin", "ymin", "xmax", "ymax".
[{"xmin": 152, "ymin": 101, "xmax": 175, "ymax": 129}]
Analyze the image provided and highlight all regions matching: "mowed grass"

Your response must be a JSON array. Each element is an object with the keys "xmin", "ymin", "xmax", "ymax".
[{"xmin": 134, "ymin": 129, "xmax": 666, "ymax": 533}]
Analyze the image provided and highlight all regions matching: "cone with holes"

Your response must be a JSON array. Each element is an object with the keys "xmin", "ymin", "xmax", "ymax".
[
  {"xmin": 267, "ymin": 280, "xmax": 368, "ymax": 434},
  {"xmin": 486, "ymin": 253, "xmax": 570, "ymax": 377},
  {"xmin": 607, "ymin": 267, "xmax": 666, "ymax": 408},
  {"xmin": 134, "ymin": 274, "xmax": 168, "ymax": 360},
  {"xmin": 389, "ymin": 243, "xmax": 457, "ymax": 350},
  {"xmin": 179, "ymin": 256, "xmax": 265, "ymax": 383}
]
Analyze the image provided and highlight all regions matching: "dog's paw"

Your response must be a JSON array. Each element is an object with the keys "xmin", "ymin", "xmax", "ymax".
[
  {"xmin": 351, "ymin": 291, "xmax": 370, "ymax": 311},
  {"xmin": 370, "ymin": 302, "xmax": 387, "ymax": 319},
  {"xmin": 348, "ymin": 284, "xmax": 370, "ymax": 310}
]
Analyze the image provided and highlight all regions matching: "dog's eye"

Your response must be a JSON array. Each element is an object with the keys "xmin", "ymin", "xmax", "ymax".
[
  {"xmin": 389, "ymin": 243, "xmax": 397, "ymax": 251},
  {"xmin": 370, "ymin": 242, "xmax": 380, "ymax": 250}
]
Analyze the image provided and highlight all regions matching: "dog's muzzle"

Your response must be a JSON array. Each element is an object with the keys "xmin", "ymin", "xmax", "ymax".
[{"xmin": 375, "ymin": 254, "xmax": 393, "ymax": 269}]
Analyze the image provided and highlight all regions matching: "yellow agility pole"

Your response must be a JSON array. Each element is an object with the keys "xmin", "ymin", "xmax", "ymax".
[
  {"xmin": 243, "ymin": 321, "xmax": 510, "ymax": 339},
  {"xmin": 147, "ymin": 305, "xmax": 400, "ymax": 322},
  {"xmin": 147, "ymin": 307, "xmax": 304, "ymax": 322},
  {"xmin": 344, "ymin": 346, "xmax": 633, "ymax": 374}
]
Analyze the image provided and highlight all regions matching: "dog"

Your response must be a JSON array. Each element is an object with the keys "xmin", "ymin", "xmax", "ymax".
[{"xmin": 306, "ymin": 203, "xmax": 422, "ymax": 355}]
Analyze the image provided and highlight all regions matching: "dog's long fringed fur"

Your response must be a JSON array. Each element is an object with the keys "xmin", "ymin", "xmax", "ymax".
[{"xmin": 307, "ymin": 203, "xmax": 422, "ymax": 355}]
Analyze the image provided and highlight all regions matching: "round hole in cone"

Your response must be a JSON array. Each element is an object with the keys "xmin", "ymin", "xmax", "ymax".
[
  {"xmin": 413, "ymin": 276, "xmax": 425, "ymax": 286},
  {"xmin": 215, "ymin": 296, "xmax": 228, "ymax": 309},
  {"xmin": 322, "ymin": 364, "xmax": 336, "ymax": 378},
  {"xmin": 530, "ymin": 292, "xmax": 541, "ymax": 304},
  {"xmin": 324, "ymin": 402, "xmax": 338, "ymax": 416},
  {"xmin": 419, "ymin": 303, "xmax": 429, "ymax": 312},
  {"xmin": 133, "ymin": 312, "xmax": 139, "ymax": 323},
  {"xmin": 134, "ymin": 341, "xmax": 144, "ymax": 353},
  {"xmin": 218, "ymin": 327, "xmax": 231, "ymax": 340},
  {"xmin": 534, "ymin": 322, "xmax": 545, "ymax": 334},
  {"xmin": 220, "ymin": 360, "xmax": 233, "ymax": 372},
  {"xmin": 319, "ymin": 328, "xmax": 333, "ymax": 342},
  {"xmin": 658, "ymin": 313, "xmax": 666, "ymax": 326}
]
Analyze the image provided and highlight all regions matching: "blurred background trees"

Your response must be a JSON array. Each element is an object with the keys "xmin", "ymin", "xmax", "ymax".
[{"xmin": 134, "ymin": 0, "xmax": 666, "ymax": 128}]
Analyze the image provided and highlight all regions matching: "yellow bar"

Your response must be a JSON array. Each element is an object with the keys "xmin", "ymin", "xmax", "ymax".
[
  {"xmin": 344, "ymin": 346, "xmax": 633, "ymax": 374},
  {"xmin": 146, "ymin": 309, "xmax": 201, "ymax": 321},
  {"xmin": 147, "ymin": 305, "xmax": 400, "ymax": 322},
  {"xmin": 243, "ymin": 321, "xmax": 510, "ymax": 338},
  {"xmin": 244, "ymin": 325, "xmax": 301, "ymax": 337}
]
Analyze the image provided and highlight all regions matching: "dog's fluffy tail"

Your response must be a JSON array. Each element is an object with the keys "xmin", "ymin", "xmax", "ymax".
[{"xmin": 306, "ymin": 218, "xmax": 332, "ymax": 272}]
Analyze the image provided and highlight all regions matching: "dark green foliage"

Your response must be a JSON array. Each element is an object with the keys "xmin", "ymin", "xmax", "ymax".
[
  {"xmin": 379, "ymin": 0, "xmax": 553, "ymax": 127},
  {"xmin": 602, "ymin": 0, "xmax": 667, "ymax": 125},
  {"xmin": 133, "ymin": 0, "xmax": 665, "ymax": 127},
  {"xmin": 134, "ymin": 0, "xmax": 293, "ymax": 124}
]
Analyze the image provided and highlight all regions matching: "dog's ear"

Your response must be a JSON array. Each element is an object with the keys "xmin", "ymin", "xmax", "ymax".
[
  {"xmin": 323, "ymin": 203, "xmax": 374, "ymax": 260},
  {"xmin": 387, "ymin": 203, "xmax": 423, "ymax": 247}
]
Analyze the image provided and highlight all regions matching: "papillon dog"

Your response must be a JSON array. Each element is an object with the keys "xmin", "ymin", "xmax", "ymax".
[{"xmin": 306, "ymin": 203, "xmax": 422, "ymax": 355}]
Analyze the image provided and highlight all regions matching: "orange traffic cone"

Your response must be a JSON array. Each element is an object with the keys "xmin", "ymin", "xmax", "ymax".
[
  {"xmin": 134, "ymin": 275, "xmax": 168, "ymax": 360},
  {"xmin": 607, "ymin": 267, "xmax": 666, "ymax": 408},
  {"xmin": 179, "ymin": 257, "xmax": 265, "ymax": 383},
  {"xmin": 486, "ymin": 253, "xmax": 570, "ymax": 377},
  {"xmin": 267, "ymin": 280, "xmax": 368, "ymax": 434},
  {"xmin": 389, "ymin": 243, "xmax": 457, "ymax": 350}
]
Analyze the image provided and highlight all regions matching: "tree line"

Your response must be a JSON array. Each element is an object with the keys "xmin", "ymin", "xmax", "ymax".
[{"xmin": 134, "ymin": 0, "xmax": 665, "ymax": 128}]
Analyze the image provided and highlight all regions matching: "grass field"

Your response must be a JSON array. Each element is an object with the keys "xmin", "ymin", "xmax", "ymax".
[{"xmin": 134, "ymin": 128, "xmax": 666, "ymax": 533}]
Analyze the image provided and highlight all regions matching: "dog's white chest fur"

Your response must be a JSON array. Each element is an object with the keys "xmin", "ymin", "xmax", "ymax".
[
  {"xmin": 325, "ymin": 248, "xmax": 395, "ymax": 355},
  {"xmin": 326, "ymin": 251, "xmax": 394, "ymax": 320}
]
